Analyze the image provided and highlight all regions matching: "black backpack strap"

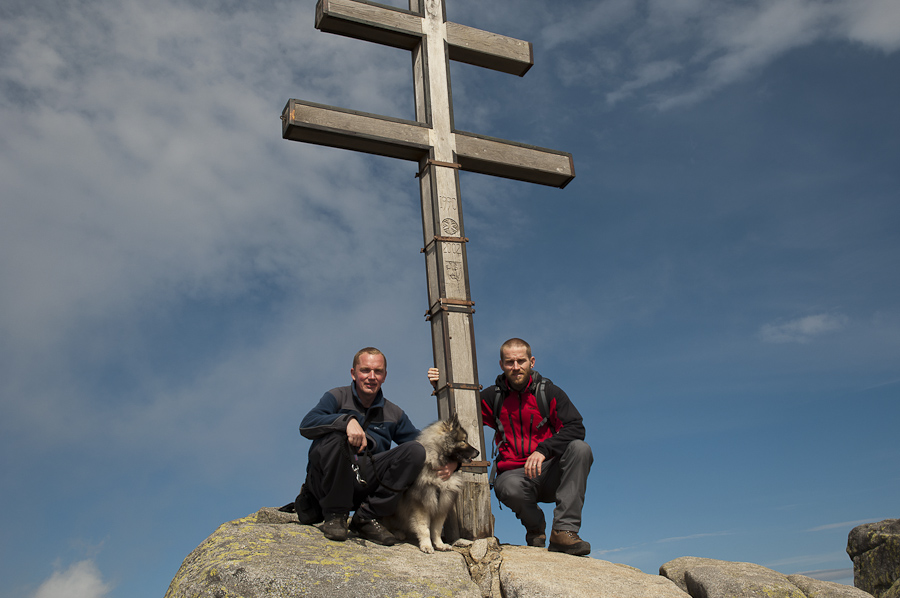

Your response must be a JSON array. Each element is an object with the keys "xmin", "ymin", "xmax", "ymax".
[
  {"xmin": 534, "ymin": 377, "xmax": 550, "ymax": 430},
  {"xmin": 488, "ymin": 385, "xmax": 506, "ymax": 490}
]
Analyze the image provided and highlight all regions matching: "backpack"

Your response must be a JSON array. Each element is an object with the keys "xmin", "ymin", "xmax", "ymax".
[{"xmin": 487, "ymin": 374, "xmax": 552, "ymax": 488}]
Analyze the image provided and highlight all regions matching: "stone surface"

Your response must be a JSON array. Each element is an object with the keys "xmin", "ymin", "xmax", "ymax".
[
  {"xmin": 165, "ymin": 508, "xmax": 481, "ymax": 598},
  {"xmin": 661, "ymin": 556, "xmax": 831, "ymax": 598},
  {"xmin": 660, "ymin": 556, "xmax": 722, "ymax": 594},
  {"xmin": 884, "ymin": 580, "xmax": 900, "ymax": 598},
  {"xmin": 848, "ymin": 520, "xmax": 900, "ymax": 598},
  {"xmin": 788, "ymin": 574, "xmax": 875, "ymax": 598},
  {"xmin": 499, "ymin": 545, "xmax": 690, "ymax": 598},
  {"xmin": 168, "ymin": 509, "xmax": 881, "ymax": 598}
]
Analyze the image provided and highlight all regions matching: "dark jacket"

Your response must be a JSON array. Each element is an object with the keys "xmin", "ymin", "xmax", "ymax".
[
  {"xmin": 299, "ymin": 383, "xmax": 420, "ymax": 454},
  {"xmin": 481, "ymin": 371, "xmax": 585, "ymax": 472}
]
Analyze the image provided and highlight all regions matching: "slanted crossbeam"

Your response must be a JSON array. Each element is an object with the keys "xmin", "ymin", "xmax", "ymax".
[{"xmin": 283, "ymin": 0, "xmax": 575, "ymax": 540}]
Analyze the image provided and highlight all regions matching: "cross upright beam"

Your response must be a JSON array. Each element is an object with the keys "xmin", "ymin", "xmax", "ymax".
[{"xmin": 283, "ymin": 0, "xmax": 575, "ymax": 540}]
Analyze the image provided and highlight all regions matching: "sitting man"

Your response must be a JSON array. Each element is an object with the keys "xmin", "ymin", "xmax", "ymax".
[
  {"xmin": 428, "ymin": 338, "xmax": 593, "ymax": 555},
  {"xmin": 295, "ymin": 347, "xmax": 427, "ymax": 545}
]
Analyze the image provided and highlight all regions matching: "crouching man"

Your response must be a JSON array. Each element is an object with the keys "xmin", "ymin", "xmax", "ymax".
[
  {"xmin": 295, "ymin": 347, "xmax": 425, "ymax": 545},
  {"xmin": 429, "ymin": 338, "xmax": 593, "ymax": 555}
]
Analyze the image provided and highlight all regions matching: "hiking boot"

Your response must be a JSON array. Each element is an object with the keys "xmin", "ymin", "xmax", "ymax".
[
  {"xmin": 350, "ymin": 514, "xmax": 398, "ymax": 546},
  {"xmin": 548, "ymin": 530, "xmax": 591, "ymax": 556},
  {"xmin": 525, "ymin": 529, "xmax": 546, "ymax": 548},
  {"xmin": 295, "ymin": 484, "xmax": 323, "ymax": 525},
  {"xmin": 321, "ymin": 512, "xmax": 349, "ymax": 542}
]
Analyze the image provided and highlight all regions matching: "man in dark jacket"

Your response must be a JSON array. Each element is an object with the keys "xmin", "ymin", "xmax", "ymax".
[
  {"xmin": 428, "ymin": 338, "xmax": 593, "ymax": 555},
  {"xmin": 297, "ymin": 347, "xmax": 426, "ymax": 545}
]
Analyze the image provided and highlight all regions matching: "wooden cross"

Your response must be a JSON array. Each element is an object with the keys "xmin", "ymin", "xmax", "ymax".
[{"xmin": 282, "ymin": 0, "xmax": 574, "ymax": 539}]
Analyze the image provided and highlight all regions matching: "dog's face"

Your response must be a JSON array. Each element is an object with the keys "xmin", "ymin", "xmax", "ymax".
[{"xmin": 445, "ymin": 414, "xmax": 479, "ymax": 462}]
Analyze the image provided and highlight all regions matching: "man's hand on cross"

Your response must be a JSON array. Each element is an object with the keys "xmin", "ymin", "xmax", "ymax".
[{"xmin": 427, "ymin": 367, "xmax": 440, "ymax": 389}]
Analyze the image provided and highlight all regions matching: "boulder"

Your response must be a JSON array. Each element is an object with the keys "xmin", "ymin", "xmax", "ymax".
[
  {"xmin": 848, "ymin": 520, "xmax": 900, "ymax": 598},
  {"xmin": 884, "ymin": 580, "xmax": 900, "ymax": 598},
  {"xmin": 165, "ymin": 508, "xmax": 481, "ymax": 598},
  {"xmin": 788, "ymin": 574, "xmax": 877, "ymax": 598},
  {"xmin": 499, "ymin": 546, "xmax": 689, "ymax": 598},
  {"xmin": 660, "ymin": 556, "xmax": 871, "ymax": 598},
  {"xmin": 166, "ymin": 509, "xmax": 877, "ymax": 598}
]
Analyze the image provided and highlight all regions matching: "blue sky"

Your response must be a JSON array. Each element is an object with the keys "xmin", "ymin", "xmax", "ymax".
[{"xmin": 1, "ymin": 0, "xmax": 898, "ymax": 596}]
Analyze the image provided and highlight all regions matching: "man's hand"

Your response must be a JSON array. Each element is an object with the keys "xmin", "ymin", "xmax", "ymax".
[
  {"xmin": 436, "ymin": 460, "xmax": 458, "ymax": 481},
  {"xmin": 524, "ymin": 451, "xmax": 545, "ymax": 479},
  {"xmin": 427, "ymin": 367, "xmax": 440, "ymax": 389},
  {"xmin": 346, "ymin": 418, "xmax": 367, "ymax": 453}
]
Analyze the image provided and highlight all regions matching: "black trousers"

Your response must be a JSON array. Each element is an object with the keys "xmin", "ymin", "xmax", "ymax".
[{"xmin": 304, "ymin": 431, "xmax": 425, "ymax": 520}]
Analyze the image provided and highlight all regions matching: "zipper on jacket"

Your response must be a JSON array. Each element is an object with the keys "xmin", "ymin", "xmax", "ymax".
[{"xmin": 529, "ymin": 414, "xmax": 535, "ymax": 456}]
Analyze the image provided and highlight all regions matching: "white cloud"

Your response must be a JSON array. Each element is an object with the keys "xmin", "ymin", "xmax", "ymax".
[
  {"xmin": 0, "ymin": 0, "xmax": 422, "ymax": 462},
  {"xmin": 656, "ymin": 530, "xmax": 733, "ymax": 543},
  {"xmin": 34, "ymin": 561, "xmax": 111, "ymax": 598},
  {"xmin": 840, "ymin": 0, "xmax": 900, "ymax": 52},
  {"xmin": 540, "ymin": 0, "xmax": 637, "ymax": 50},
  {"xmin": 606, "ymin": 59, "xmax": 683, "ymax": 105},
  {"xmin": 806, "ymin": 519, "xmax": 879, "ymax": 532},
  {"xmin": 797, "ymin": 568, "xmax": 854, "ymax": 582},
  {"xmin": 758, "ymin": 313, "xmax": 848, "ymax": 344},
  {"xmin": 540, "ymin": 0, "xmax": 900, "ymax": 109}
]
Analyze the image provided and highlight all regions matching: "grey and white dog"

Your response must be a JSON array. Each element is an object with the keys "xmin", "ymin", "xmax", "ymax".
[{"xmin": 384, "ymin": 414, "xmax": 479, "ymax": 553}]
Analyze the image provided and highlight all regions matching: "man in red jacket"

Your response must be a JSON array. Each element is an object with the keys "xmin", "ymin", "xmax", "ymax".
[{"xmin": 429, "ymin": 338, "xmax": 593, "ymax": 555}]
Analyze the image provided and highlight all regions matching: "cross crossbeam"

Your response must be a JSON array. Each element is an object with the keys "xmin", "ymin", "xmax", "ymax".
[
  {"xmin": 315, "ymin": 0, "xmax": 534, "ymax": 75},
  {"xmin": 282, "ymin": 99, "xmax": 575, "ymax": 187},
  {"xmin": 283, "ymin": 0, "xmax": 575, "ymax": 540}
]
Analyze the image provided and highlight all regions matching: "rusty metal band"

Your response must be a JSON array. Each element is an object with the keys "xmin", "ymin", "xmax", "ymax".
[
  {"xmin": 432, "ymin": 382, "xmax": 483, "ymax": 395},
  {"xmin": 424, "ymin": 297, "xmax": 475, "ymax": 320},
  {"xmin": 460, "ymin": 462, "xmax": 490, "ymax": 472},
  {"xmin": 421, "ymin": 235, "xmax": 469, "ymax": 253},
  {"xmin": 415, "ymin": 159, "xmax": 462, "ymax": 178}
]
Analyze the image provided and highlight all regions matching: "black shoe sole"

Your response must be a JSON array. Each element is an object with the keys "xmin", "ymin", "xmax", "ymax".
[{"xmin": 548, "ymin": 543, "xmax": 591, "ymax": 556}]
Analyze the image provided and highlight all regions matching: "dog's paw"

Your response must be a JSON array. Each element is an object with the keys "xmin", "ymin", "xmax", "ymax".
[
  {"xmin": 433, "ymin": 541, "xmax": 451, "ymax": 552},
  {"xmin": 418, "ymin": 542, "xmax": 435, "ymax": 554}
]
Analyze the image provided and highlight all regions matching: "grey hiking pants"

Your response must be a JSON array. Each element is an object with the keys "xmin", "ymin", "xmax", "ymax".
[{"xmin": 493, "ymin": 439, "xmax": 593, "ymax": 533}]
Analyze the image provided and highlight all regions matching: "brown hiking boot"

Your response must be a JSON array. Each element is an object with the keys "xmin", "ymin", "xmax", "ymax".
[
  {"xmin": 320, "ymin": 512, "xmax": 349, "ymax": 542},
  {"xmin": 525, "ymin": 529, "xmax": 546, "ymax": 548},
  {"xmin": 548, "ymin": 530, "xmax": 591, "ymax": 556}
]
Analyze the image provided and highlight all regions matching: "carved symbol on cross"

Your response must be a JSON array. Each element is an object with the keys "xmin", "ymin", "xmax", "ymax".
[{"xmin": 282, "ymin": 0, "xmax": 575, "ymax": 539}]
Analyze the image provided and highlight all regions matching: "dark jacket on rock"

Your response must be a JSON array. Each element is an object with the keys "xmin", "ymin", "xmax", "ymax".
[
  {"xmin": 300, "ymin": 384, "xmax": 420, "ymax": 454},
  {"xmin": 481, "ymin": 371, "xmax": 585, "ymax": 473}
]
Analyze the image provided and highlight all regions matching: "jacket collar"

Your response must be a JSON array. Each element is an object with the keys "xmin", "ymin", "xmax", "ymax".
[
  {"xmin": 496, "ymin": 371, "xmax": 542, "ymax": 396},
  {"xmin": 351, "ymin": 381, "xmax": 385, "ymax": 410}
]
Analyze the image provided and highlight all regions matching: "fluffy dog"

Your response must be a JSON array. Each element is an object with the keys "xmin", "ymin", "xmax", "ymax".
[{"xmin": 384, "ymin": 414, "xmax": 479, "ymax": 553}]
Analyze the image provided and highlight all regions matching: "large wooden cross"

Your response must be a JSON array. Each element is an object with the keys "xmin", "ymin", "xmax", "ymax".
[{"xmin": 282, "ymin": 0, "xmax": 574, "ymax": 539}]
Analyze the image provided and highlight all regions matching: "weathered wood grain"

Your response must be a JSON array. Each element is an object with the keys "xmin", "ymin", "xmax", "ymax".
[
  {"xmin": 446, "ymin": 21, "xmax": 533, "ymax": 76},
  {"xmin": 316, "ymin": 0, "xmax": 422, "ymax": 50}
]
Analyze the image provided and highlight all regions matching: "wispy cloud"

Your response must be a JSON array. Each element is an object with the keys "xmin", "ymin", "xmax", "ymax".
[
  {"xmin": 0, "ymin": 0, "xmax": 423, "ymax": 466},
  {"xmin": 795, "ymin": 568, "xmax": 854, "ymax": 582},
  {"xmin": 34, "ymin": 561, "xmax": 111, "ymax": 598},
  {"xmin": 765, "ymin": 552, "xmax": 849, "ymax": 568},
  {"xmin": 806, "ymin": 519, "xmax": 878, "ymax": 532},
  {"xmin": 595, "ymin": 530, "xmax": 734, "ymax": 556},
  {"xmin": 539, "ymin": 0, "xmax": 900, "ymax": 109},
  {"xmin": 656, "ymin": 530, "xmax": 734, "ymax": 543},
  {"xmin": 758, "ymin": 313, "xmax": 848, "ymax": 344}
]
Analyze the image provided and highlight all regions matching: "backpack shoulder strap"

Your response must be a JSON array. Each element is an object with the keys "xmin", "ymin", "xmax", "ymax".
[
  {"xmin": 534, "ymin": 377, "xmax": 551, "ymax": 429},
  {"xmin": 489, "ymin": 385, "xmax": 506, "ymax": 444},
  {"xmin": 488, "ymin": 384, "xmax": 506, "ymax": 489}
]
